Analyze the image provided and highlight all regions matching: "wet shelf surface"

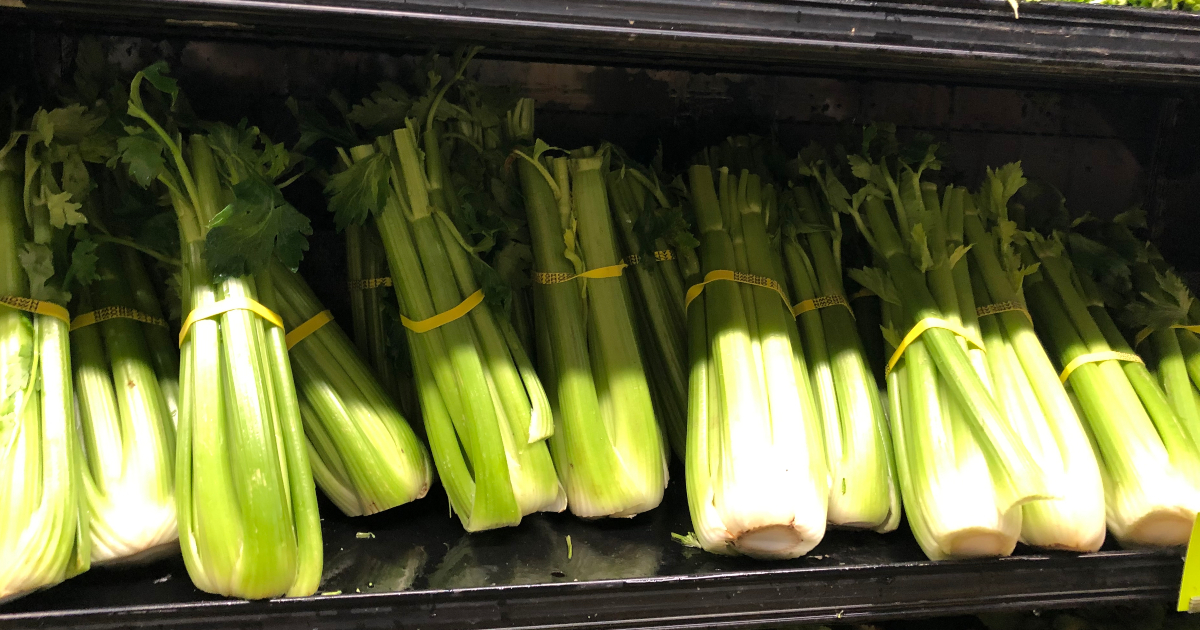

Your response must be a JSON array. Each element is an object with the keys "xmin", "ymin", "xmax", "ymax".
[{"xmin": 0, "ymin": 478, "xmax": 1184, "ymax": 629}]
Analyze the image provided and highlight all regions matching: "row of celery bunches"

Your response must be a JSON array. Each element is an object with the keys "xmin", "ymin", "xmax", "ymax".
[{"xmin": 3, "ymin": 44, "xmax": 1199, "ymax": 603}]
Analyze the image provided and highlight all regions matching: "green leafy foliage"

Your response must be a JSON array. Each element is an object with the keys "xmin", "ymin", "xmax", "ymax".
[
  {"xmin": 325, "ymin": 151, "xmax": 392, "ymax": 230},
  {"xmin": 115, "ymin": 131, "xmax": 167, "ymax": 187},
  {"xmin": 206, "ymin": 177, "xmax": 312, "ymax": 277}
]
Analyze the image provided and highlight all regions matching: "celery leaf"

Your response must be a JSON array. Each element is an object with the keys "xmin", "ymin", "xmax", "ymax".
[
  {"xmin": 116, "ymin": 131, "xmax": 166, "ymax": 187},
  {"xmin": 206, "ymin": 177, "xmax": 311, "ymax": 278},
  {"xmin": 325, "ymin": 151, "xmax": 391, "ymax": 231}
]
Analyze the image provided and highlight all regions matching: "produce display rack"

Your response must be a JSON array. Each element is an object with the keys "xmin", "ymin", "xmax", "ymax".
[
  {"xmin": 3, "ymin": 0, "xmax": 1199, "ymax": 628},
  {"xmin": 5, "ymin": 0, "xmax": 1200, "ymax": 88}
]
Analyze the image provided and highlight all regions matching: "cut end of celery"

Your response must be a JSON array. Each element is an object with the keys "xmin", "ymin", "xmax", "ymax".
[
  {"xmin": 942, "ymin": 529, "xmax": 1017, "ymax": 559},
  {"xmin": 1119, "ymin": 512, "xmax": 1195, "ymax": 548},
  {"xmin": 731, "ymin": 524, "xmax": 819, "ymax": 560}
]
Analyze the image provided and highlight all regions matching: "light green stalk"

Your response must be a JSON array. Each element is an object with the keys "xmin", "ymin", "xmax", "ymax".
[
  {"xmin": 1025, "ymin": 261, "xmax": 1200, "ymax": 547},
  {"xmin": 682, "ymin": 165, "xmax": 826, "ymax": 559},
  {"xmin": 171, "ymin": 134, "xmax": 322, "ymax": 599},
  {"xmin": 963, "ymin": 214, "xmax": 1105, "ymax": 552},
  {"xmin": 789, "ymin": 185, "xmax": 897, "ymax": 532},
  {"xmin": 604, "ymin": 169, "xmax": 688, "ymax": 459},
  {"xmin": 363, "ymin": 128, "xmax": 562, "ymax": 531},
  {"xmin": 74, "ymin": 244, "xmax": 177, "ymax": 564},
  {"xmin": 0, "ymin": 168, "xmax": 90, "ymax": 600},
  {"xmin": 519, "ymin": 150, "xmax": 665, "ymax": 518},
  {"xmin": 861, "ymin": 196, "xmax": 1048, "ymax": 514},
  {"xmin": 269, "ymin": 261, "xmax": 432, "ymax": 517}
]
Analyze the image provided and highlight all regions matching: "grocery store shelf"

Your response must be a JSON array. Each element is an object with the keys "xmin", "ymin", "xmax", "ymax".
[
  {"xmin": 4, "ymin": 0, "xmax": 1200, "ymax": 88},
  {"xmin": 0, "ymin": 484, "xmax": 1183, "ymax": 630}
]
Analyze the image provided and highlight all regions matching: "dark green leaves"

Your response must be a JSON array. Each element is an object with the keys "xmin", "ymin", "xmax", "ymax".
[
  {"xmin": 206, "ymin": 177, "xmax": 312, "ymax": 278},
  {"xmin": 116, "ymin": 131, "xmax": 167, "ymax": 187},
  {"xmin": 325, "ymin": 151, "xmax": 391, "ymax": 231}
]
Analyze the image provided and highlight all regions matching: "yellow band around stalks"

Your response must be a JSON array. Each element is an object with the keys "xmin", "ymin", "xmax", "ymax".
[
  {"xmin": 684, "ymin": 269, "xmax": 790, "ymax": 312},
  {"xmin": 1058, "ymin": 350, "xmax": 1144, "ymax": 384},
  {"xmin": 71, "ymin": 306, "xmax": 168, "ymax": 331},
  {"xmin": 0, "ymin": 296, "xmax": 70, "ymax": 325},
  {"xmin": 1135, "ymin": 324, "xmax": 1200, "ymax": 348},
  {"xmin": 791, "ymin": 294, "xmax": 854, "ymax": 319},
  {"xmin": 347, "ymin": 277, "xmax": 394, "ymax": 290},
  {"xmin": 885, "ymin": 317, "xmax": 987, "ymax": 377},
  {"xmin": 178, "ymin": 297, "xmax": 284, "ymax": 347},
  {"xmin": 533, "ymin": 262, "xmax": 628, "ymax": 285},
  {"xmin": 285, "ymin": 310, "xmax": 334, "ymax": 350},
  {"xmin": 976, "ymin": 300, "xmax": 1033, "ymax": 322},
  {"xmin": 401, "ymin": 289, "xmax": 484, "ymax": 334}
]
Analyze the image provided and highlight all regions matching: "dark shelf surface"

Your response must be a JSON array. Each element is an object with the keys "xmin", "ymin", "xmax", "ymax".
[
  {"xmin": 0, "ymin": 480, "xmax": 1185, "ymax": 630},
  {"xmin": 6, "ymin": 0, "xmax": 1200, "ymax": 89}
]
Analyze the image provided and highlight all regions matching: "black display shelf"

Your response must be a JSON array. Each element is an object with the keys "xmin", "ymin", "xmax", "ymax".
[
  {"xmin": 3, "ymin": 0, "xmax": 1200, "ymax": 89},
  {"xmin": 0, "ymin": 481, "xmax": 1184, "ymax": 630}
]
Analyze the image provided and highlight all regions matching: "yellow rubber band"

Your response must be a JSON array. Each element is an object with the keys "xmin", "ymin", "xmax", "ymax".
[
  {"xmin": 178, "ymin": 297, "xmax": 284, "ymax": 347},
  {"xmin": 285, "ymin": 310, "xmax": 334, "ymax": 350},
  {"xmin": 885, "ymin": 317, "xmax": 986, "ymax": 377},
  {"xmin": 1135, "ymin": 324, "xmax": 1200, "ymax": 348},
  {"xmin": 71, "ymin": 306, "xmax": 168, "ymax": 331},
  {"xmin": 1058, "ymin": 350, "xmax": 1144, "ymax": 384},
  {"xmin": 347, "ymin": 277, "xmax": 394, "ymax": 290},
  {"xmin": 401, "ymin": 289, "xmax": 484, "ymax": 334},
  {"xmin": 0, "ymin": 296, "xmax": 70, "ymax": 325},
  {"xmin": 791, "ymin": 294, "xmax": 855, "ymax": 319},
  {"xmin": 533, "ymin": 263, "xmax": 628, "ymax": 285},
  {"xmin": 684, "ymin": 270, "xmax": 790, "ymax": 312},
  {"xmin": 976, "ymin": 301, "xmax": 1032, "ymax": 322},
  {"xmin": 850, "ymin": 288, "xmax": 875, "ymax": 301}
]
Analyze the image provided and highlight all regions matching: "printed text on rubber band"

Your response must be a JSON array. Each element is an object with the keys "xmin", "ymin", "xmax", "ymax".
[
  {"xmin": 885, "ymin": 317, "xmax": 986, "ymax": 377},
  {"xmin": 286, "ymin": 310, "xmax": 334, "ymax": 349},
  {"xmin": 178, "ymin": 297, "xmax": 284, "ymax": 347},
  {"xmin": 624, "ymin": 250, "xmax": 676, "ymax": 266},
  {"xmin": 0, "ymin": 296, "xmax": 70, "ymax": 325},
  {"xmin": 533, "ymin": 263, "xmax": 627, "ymax": 285},
  {"xmin": 402, "ymin": 289, "xmax": 484, "ymax": 334},
  {"xmin": 976, "ymin": 301, "xmax": 1032, "ymax": 322},
  {"xmin": 684, "ymin": 270, "xmax": 790, "ymax": 313},
  {"xmin": 71, "ymin": 306, "xmax": 168, "ymax": 331},
  {"xmin": 791, "ymin": 294, "xmax": 854, "ymax": 319},
  {"xmin": 1058, "ymin": 351, "xmax": 1144, "ymax": 384}
]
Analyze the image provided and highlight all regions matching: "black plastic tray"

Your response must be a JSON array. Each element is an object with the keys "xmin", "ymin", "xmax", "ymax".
[
  {"xmin": 5, "ymin": 0, "xmax": 1200, "ymax": 89},
  {"xmin": 0, "ymin": 479, "xmax": 1184, "ymax": 630}
]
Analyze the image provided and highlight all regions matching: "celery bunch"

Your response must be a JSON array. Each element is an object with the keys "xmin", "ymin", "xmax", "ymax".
[
  {"xmin": 268, "ymin": 261, "xmax": 433, "ymax": 517},
  {"xmin": 518, "ymin": 143, "xmax": 668, "ymax": 518},
  {"xmin": 73, "ymin": 245, "xmax": 179, "ymax": 564},
  {"xmin": 603, "ymin": 151, "xmax": 697, "ymax": 458},
  {"xmin": 961, "ymin": 165, "xmax": 1105, "ymax": 552},
  {"xmin": 833, "ymin": 132, "xmax": 1057, "ymax": 560},
  {"xmin": 117, "ymin": 64, "xmax": 321, "ymax": 598},
  {"xmin": 683, "ymin": 164, "xmax": 828, "ymax": 558},
  {"xmin": 782, "ymin": 178, "xmax": 900, "ymax": 533},
  {"xmin": 1020, "ymin": 208, "xmax": 1200, "ymax": 547},
  {"xmin": 327, "ymin": 52, "xmax": 564, "ymax": 531},
  {"xmin": 0, "ymin": 105, "xmax": 93, "ymax": 599}
]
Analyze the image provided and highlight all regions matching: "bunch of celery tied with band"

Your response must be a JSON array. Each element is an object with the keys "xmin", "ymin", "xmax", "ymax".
[
  {"xmin": 325, "ymin": 51, "xmax": 565, "ymax": 532},
  {"xmin": 515, "ymin": 141, "xmax": 668, "ymax": 519},
  {"xmin": 116, "ymin": 63, "xmax": 322, "ymax": 599}
]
